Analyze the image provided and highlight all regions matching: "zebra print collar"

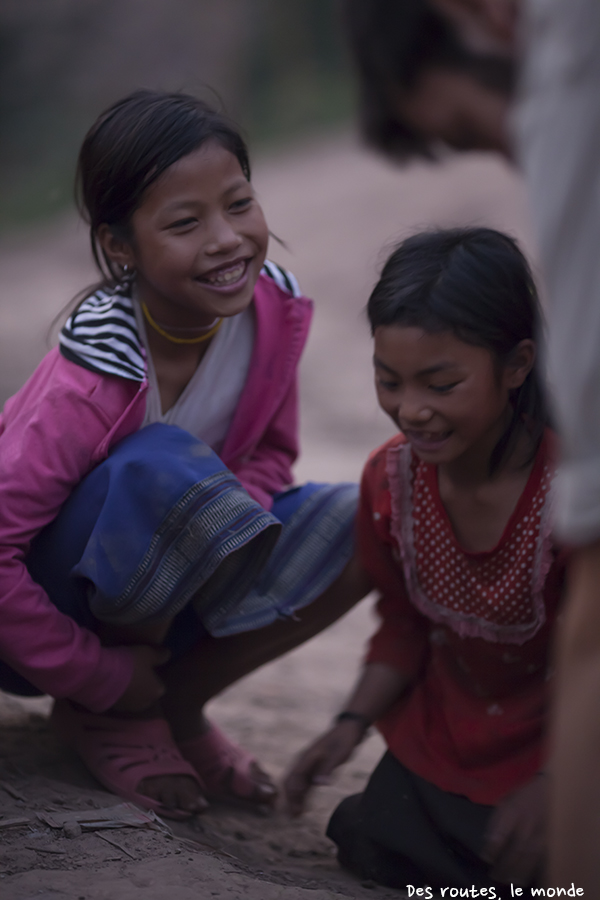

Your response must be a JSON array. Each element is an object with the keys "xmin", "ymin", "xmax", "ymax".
[{"xmin": 59, "ymin": 261, "xmax": 300, "ymax": 382}]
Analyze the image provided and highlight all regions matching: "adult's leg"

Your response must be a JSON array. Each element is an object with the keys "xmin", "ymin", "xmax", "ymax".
[{"xmin": 549, "ymin": 538, "xmax": 600, "ymax": 894}]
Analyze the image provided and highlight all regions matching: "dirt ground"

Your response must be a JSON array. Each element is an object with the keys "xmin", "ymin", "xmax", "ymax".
[{"xmin": 0, "ymin": 132, "xmax": 533, "ymax": 899}]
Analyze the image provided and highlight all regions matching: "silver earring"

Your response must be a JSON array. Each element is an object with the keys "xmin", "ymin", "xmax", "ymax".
[{"xmin": 121, "ymin": 263, "xmax": 134, "ymax": 286}]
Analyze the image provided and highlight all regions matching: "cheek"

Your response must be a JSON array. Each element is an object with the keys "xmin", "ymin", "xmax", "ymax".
[
  {"xmin": 130, "ymin": 227, "xmax": 176, "ymax": 270},
  {"xmin": 374, "ymin": 385, "xmax": 397, "ymax": 419},
  {"xmin": 457, "ymin": 384, "xmax": 509, "ymax": 432},
  {"xmin": 245, "ymin": 205, "xmax": 269, "ymax": 245},
  {"xmin": 139, "ymin": 243, "xmax": 186, "ymax": 274},
  {"xmin": 255, "ymin": 216, "xmax": 270, "ymax": 255},
  {"xmin": 479, "ymin": 378, "xmax": 511, "ymax": 414},
  {"xmin": 397, "ymin": 76, "xmax": 465, "ymax": 139}
]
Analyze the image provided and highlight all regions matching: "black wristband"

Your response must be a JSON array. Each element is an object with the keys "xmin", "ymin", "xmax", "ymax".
[{"xmin": 335, "ymin": 711, "xmax": 371, "ymax": 732}]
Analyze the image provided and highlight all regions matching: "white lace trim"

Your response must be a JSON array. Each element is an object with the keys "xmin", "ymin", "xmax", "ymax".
[{"xmin": 385, "ymin": 442, "xmax": 555, "ymax": 645}]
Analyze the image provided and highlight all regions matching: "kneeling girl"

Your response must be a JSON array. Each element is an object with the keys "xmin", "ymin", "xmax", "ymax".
[{"xmin": 285, "ymin": 228, "xmax": 566, "ymax": 891}]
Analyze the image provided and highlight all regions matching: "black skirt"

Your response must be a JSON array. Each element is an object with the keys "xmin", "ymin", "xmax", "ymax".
[{"xmin": 327, "ymin": 751, "xmax": 503, "ymax": 892}]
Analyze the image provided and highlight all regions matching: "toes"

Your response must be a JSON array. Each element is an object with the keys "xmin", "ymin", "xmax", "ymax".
[
  {"xmin": 250, "ymin": 761, "xmax": 277, "ymax": 795},
  {"xmin": 160, "ymin": 786, "xmax": 180, "ymax": 811},
  {"xmin": 186, "ymin": 792, "xmax": 209, "ymax": 814},
  {"xmin": 224, "ymin": 763, "xmax": 278, "ymax": 804},
  {"xmin": 138, "ymin": 775, "xmax": 208, "ymax": 814}
]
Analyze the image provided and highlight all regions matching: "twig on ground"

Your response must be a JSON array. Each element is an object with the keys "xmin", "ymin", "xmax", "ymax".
[
  {"xmin": 0, "ymin": 780, "xmax": 26, "ymax": 802},
  {"xmin": 94, "ymin": 831, "xmax": 137, "ymax": 860},
  {"xmin": 24, "ymin": 845, "xmax": 67, "ymax": 855},
  {"xmin": 0, "ymin": 817, "xmax": 31, "ymax": 829}
]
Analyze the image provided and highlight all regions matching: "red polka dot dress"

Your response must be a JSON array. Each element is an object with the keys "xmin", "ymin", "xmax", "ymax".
[{"xmin": 358, "ymin": 430, "xmax": 567, "ymax": 805}]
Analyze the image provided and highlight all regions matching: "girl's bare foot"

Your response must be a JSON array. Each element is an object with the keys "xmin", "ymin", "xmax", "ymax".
[
  {"xmin": 51, "ymin": 701, "xmax": 208, "ymax": 819},
  {"xmin": 168, "ymin": 711, "xmax": 277, "ymax": 806},
  {"xmin": 137, "ymin": 773, "xmax": 208, "ymax": 815}
]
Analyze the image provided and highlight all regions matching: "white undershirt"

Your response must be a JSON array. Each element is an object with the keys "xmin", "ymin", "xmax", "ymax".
[{"xmin": 135, "ymin": 301, "xmax": 255, "ymax": 455}]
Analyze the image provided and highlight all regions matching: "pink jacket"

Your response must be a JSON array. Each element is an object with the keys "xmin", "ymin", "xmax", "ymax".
[{"xmin": 0, "ymin": 274, "xmax": 312, "ymax": 711}]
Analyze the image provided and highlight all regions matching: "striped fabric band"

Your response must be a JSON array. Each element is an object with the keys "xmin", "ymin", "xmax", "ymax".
[
  {"xmin": 89, "ymin": 468, "xmax": 281, "ymax": 626},
  {"xmin": 261, "ymin": 259, "xmax": 301, "ymax": 297},
  {"xmin": 59, "ymin": 287, "xmax": 146, "ymax": 382},
  {"xmin": 58, "ymin": 262, "xmax": 301, "ymax": 381},
  {"xmin": 204, "ymin": 481, "xmax": 359, "ymax": 637}
]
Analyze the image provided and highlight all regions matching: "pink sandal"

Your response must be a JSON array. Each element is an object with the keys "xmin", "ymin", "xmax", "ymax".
[
  {"xmin": 51, "ymin": 701, "xmax": 206, "ymax": 820},
  {"xmin": 178, "ymin": 723, "xmax": 277, "ymax": 806}
]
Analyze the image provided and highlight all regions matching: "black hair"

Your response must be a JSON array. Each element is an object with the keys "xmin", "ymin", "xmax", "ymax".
[
  {"xmin": 343, "ymin": 0, "xmax": 515, "ymax": 158},
  {"xmin": 368, "ymin": 227, "xmax": 550, "ymax": 472},
  {"xmin": 76, "ymin": 89, "xmax": 251, "ymax": 287}
]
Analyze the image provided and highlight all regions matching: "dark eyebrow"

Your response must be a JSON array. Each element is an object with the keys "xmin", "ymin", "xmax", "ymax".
[
  {"xmin": 223, "ymin": 177, "xmax": 252, "ymax": 195},
  {"xmin": 163, "ymin": 202, "xmax": 197, "ymax": 214},
  {"xmin": 373, "ymin": 356, "xmax": 399, "ymax": 376},
  {"xmin": 416, "ymin": 362, "xmax": 458, "ymax": 377},
  {"xmin": 162, "ymin": 180, "xmax": 251, "ymax": 214},
  {"xmin": 373, "ymin": 357, "xmax": 459, "ymax": 378}
]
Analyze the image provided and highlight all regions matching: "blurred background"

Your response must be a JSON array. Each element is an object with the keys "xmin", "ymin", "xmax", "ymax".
[
  {"xmin": 0, "ymin": 0, "xmax": 534, "ymax": 454},
  {"xmin": 0, "ymin": 5, "xmax": 539, "ymax": 893},
  {"xmin": 0, "ymin": 0, "xmax": 351, "ymax": 228}
]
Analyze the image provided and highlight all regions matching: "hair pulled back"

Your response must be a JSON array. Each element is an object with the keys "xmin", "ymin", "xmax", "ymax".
[
  {"xmin": 76, "ymin": 89, "xmax": 251, "ymax": 286},
  {"xmin": 368, "ymin": 227, "xmax": 549, "ymax": 472}
]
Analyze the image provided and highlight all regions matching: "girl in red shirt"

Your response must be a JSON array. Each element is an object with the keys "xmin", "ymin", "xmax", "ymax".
[{"xmin": 285, "ymin": 228, "xmax": 565, "ymax": 893}]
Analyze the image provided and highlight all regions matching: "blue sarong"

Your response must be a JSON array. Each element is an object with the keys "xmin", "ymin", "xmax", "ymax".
[{"xmin": 0, "ymin": 424, "xmax": 358, "ymax": 696}]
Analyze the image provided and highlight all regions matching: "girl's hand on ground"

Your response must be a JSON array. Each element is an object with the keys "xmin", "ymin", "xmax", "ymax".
[
  {"xmin": 482, "ymin": 773, "xmax": 547, "ymax": 886},
  {"xmin": 283, "ymin": 721, "xmax": 364, "ymax": 817},
  {"xmin": 110, "ymin": 645, "xmax": 171, "ymax": 713}
]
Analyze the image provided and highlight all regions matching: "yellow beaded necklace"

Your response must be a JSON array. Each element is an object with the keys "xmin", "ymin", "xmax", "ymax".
[{"xmin": 142, "ymin": 302, "xmax": 223, "ymax": 345}]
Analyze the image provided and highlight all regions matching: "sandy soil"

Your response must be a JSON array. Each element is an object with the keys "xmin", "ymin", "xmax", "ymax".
[{"xmin": 0, "ymin": 131, "xmax": 533, "ymax": 899}]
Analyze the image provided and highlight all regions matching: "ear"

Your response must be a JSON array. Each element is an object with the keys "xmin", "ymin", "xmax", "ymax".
[
  {"xmin": 503, "ymin": 339, "xmax": 536, "ymax": 390},
  {"xmin": 97, "ymin": 223, "xmax": 135, "ymax": 275}
]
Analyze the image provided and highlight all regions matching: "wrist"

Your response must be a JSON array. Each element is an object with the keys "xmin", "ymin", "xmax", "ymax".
[{"xmin": 334, "ymin": 710, "xmax": 372, "ymax": 740}]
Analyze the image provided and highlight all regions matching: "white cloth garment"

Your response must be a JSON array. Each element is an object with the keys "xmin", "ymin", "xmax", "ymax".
[
  {"xmin": 135, "ymin": 302, "xmax": 255, "ymax": 455},
  {"xmin": 515, "ymin": 0, "xmax": 600, "ymax": 544}
]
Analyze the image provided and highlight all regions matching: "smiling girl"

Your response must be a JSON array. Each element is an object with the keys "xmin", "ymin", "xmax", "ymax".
[
  {"xmin": 0, "ymin": 90, "xmax": 369, "ymax": 820},
  {"xmin": 285, "ymin": 228, "xmax": 567, "ymax": 891}
]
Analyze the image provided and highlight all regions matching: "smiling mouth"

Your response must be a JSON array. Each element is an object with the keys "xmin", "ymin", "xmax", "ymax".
[
  {"xmin": 199, "ymin": 259, "xmax": 248, "ymax": 286},
  {"xmin": 404, "ymin": 429, "xmax": 453, "ymax": 447}
]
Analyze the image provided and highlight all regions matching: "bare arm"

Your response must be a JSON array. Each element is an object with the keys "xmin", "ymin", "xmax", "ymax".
[{"xmin": 284, "ymin": 662, "xmax": 413, "ymax": 817}]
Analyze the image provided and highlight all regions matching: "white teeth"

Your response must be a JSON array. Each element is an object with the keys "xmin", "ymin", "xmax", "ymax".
[
  {"xmin": 205, "ymin": 262, "xmax": 245, "ymax": 285},
  {"xmin": 412, "ymin": 431, "xmax": 449, "ymax": 441}
]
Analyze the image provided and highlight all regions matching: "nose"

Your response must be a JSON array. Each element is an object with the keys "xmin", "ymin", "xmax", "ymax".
[
  {"xmin": 205, "ymin": 212, "xmax": 243, "ymax": 255},
  {"xmin": 395, "ymin": 389, "xmax": 433, "ymax": 426}
]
